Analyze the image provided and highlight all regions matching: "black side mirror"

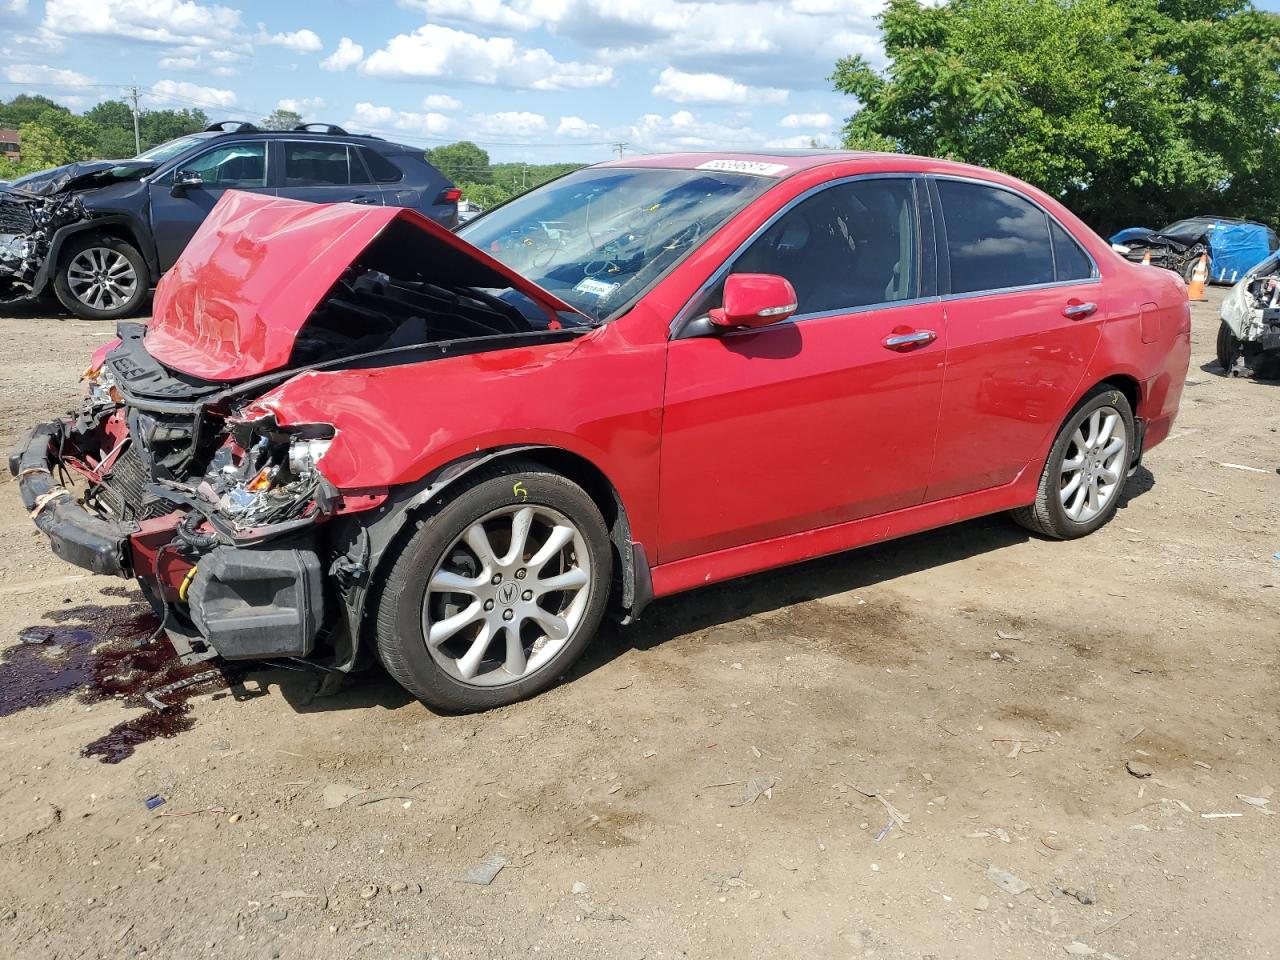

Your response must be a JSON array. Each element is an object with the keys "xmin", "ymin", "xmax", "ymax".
[{"xmin": 170, "ymin": 170, "xmax": 203, "ymax": 197}]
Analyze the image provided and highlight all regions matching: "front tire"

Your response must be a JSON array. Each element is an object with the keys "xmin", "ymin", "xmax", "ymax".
[
  {"xmin": 1216, "ymin": 320, "xmax": 1241, "ymax": 374},
  {"xmin": 1011, "ymin": 386, "xmax": 1134, "ymax": 540},
  {"xmin": 53, "ymin": 234, "xmax": 149, "ymax": 321},
  {"xmin": 373, "ymin": 460, "xmax": 612, "ymax": 712}
]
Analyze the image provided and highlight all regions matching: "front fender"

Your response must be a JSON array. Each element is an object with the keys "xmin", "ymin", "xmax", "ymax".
[{"xmin": 33, "ymin": 214, "xmax": 158, "ymax": 294}]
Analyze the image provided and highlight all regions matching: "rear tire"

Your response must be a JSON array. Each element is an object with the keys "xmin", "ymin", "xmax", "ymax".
[
  {"xmin": 1011, "ymin": 386, "xmax": 1135, "ymax": 540},
  {"xmin": 373, "ymin": 460, "xmax": 612, "ymax": 712},
  {"xmin": 53, "ymin": 234, "xmax": 149, "ymax": 321}
]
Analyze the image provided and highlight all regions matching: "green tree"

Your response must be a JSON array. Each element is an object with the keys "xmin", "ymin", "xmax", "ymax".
[
  {"xmin": 426, "ymin": 141, "xmax": 492, "ymax": 185},
  {"xmin": 261, "ymin": 108, "xmax": 303, "ymax": 131},
  {"xmin": 0, "ymin": 94, "xmax": 69, "ymax": 130},
  {"xmin": 85, "ymin": 100, "xmax": 138, "ymax": 157},
  {"xmin": 138, "ymin": 108, "xmax": 208, "ymax": 150},
  {"xmin": 457, "ymin": 181, "xmax": 515, "ymax": 208},
  {"xmin": 831, "ymin": 0, "xmax": 1280, "ymax": 231}
]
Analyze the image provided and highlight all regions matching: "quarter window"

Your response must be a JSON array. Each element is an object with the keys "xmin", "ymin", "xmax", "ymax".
[
  {"xmin": 937, "ymin": 180, "xmax": 1054, "ymax": 293},
  {"xmin": 1050, "ymin": 220, "xmax": 1094, "ymax": 281},
  {"xmin": 359, "ymin": 148, "xmax": 404, "ymax": 183},
  {"xmin": 729, "ymin": 178, "xmax": 920, "ymax": 316},
  {"xmin": 177, "ymin": 142, "xmax": 266, "ymax": 188},
  {"xmin": 282, "ymin": 143, "xmax": 352, "ymax": 186}
]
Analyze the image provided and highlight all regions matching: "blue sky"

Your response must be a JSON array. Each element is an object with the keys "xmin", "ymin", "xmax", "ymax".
[{"xmin": 0, "ymin": 0, "xmax": 1275, "ymax": 165}]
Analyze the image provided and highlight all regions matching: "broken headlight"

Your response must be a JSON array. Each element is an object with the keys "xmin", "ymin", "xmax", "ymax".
[
  {"xmin": 80, "ymin": 362, "xmax": 121, "ymax": 407},
  {"xmin": 204, "ymin": 421, "xmax": 335, "ymax": 528}
]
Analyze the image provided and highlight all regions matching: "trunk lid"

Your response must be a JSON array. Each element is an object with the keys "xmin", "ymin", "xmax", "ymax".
[{"xmin": 146, "ymin": 190, "xmax": 583, "ymax": 381}]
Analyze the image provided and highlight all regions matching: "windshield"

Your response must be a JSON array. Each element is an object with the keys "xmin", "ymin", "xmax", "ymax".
[
  {"xmin": 458, "ymin": 166, "xmax": 773, "ymax": 321},
  {"xmin": 137, "ymin": 134, "xmax": 208, "ymax": 163}
]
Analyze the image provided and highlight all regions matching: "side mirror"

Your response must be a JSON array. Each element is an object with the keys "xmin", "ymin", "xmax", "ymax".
[
  {"xmin": 170, "ymin": 170, "xmax": 203, "ymax": 197},
  {"xmin": 709, "ymin": 273, "xmax": 798, "ymax": 330}
]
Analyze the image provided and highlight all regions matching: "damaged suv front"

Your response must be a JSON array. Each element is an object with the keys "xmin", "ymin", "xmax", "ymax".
[
  {"xmin": 10, "ymin": 189, "xmax": 595, "ymax": 668},
  {"xmin": 1219, "ymin": 253, "xmax": 1280, "ymax": 376}
]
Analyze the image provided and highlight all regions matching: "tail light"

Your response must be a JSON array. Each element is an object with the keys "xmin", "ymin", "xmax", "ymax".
[{"xmin": 437, "ymin": 188, "xmax": 462, "ymax": 204}]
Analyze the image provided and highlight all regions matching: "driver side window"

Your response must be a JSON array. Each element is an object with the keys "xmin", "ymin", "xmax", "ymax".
[
  {"xmin": 176, "ymin": 142, "xmax": 267, "ymax": 188},
  {"xmin": 700, "ymin": 178, "xmax": 921, "ymax": 319}
]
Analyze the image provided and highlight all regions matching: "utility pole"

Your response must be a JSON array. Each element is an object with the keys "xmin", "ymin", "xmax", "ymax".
[
  {"xmin": 612, "ymin": 141, "xmax": 628, "ymax": 160},
  {"xmin": 126, "ymin": 81, "xmax": 142, "ymax": 156}
]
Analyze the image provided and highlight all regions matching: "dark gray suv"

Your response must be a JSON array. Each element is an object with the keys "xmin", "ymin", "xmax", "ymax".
[{"xmin": 0, "ymin": 121, "xmax": 460, "ymax": 320}]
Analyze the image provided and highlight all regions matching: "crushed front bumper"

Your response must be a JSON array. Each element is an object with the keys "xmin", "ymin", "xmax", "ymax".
[
  {"xmin": 10, "ymin": 420, "xmax": 329, "ymax": 662},
  {"xmin": 9, "ymin": 421, "xmax": 136, "ymax": 577}
]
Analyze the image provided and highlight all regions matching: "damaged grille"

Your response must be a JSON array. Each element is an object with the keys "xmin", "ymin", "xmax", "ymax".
[
  {"xmin": 95, "ymin": 443, "xmax": 169, "ymax": 521},
  {"xmin": 0, "ymin": 199, "xmax": 35, "ymax": 234}
]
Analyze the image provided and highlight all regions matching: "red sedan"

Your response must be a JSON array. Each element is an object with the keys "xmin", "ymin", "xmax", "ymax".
[{"xmin": 12, "ymin": 151, "xmax": 1190, "ymax": 711}]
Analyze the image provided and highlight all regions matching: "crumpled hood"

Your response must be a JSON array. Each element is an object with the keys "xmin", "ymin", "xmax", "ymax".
[
  {"xmin": 6, "ymin": 159, "xmax": 155, "ymax": 198},
  {"xmin": 146, "ymin": 190, "xmax": 582, "ymax": 381}
]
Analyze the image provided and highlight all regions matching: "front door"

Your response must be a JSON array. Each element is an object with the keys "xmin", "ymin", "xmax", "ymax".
[
  {"xmin": 148, "ymin": 140, "xmax": 273, "ymax": 271},
  {"xmin": 657, "ymin": 177, "xmax": 947, "ymax": 564}
]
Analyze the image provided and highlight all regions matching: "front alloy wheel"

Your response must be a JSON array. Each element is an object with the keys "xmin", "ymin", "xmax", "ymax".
[
  {"xmin": 424, "ymin": 505, "xmax": 592, "ymax": 686},
  {"xmin": 374, "ymin": 460, "xmax": 612, "ymax": 711},
  {"xmin": 53, "ymin": 234, "xmax": 149, "ymax": 321}
]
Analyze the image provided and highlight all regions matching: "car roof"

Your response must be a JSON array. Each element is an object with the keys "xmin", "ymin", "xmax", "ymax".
[
  {"xmin": 190, "ymin": 125, "xmax": 415, "ymax": 155},
  {"xmin": 591, "ymin": 149, "xmax": 1022, "ymax": 182}
]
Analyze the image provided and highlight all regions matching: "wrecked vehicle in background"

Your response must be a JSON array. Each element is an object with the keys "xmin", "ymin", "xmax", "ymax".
[
  {"xmin": 0, "ymin": 121, "xmax": 460, "ymax": 321},
  {"xmin": 1219, "ymin": 252, "xmax": 1280, "ymax": 376},
  {"xmin": 12, "ymin": 153, "xmax": 1191, "ymax": 713},
  {"xmin": 1110, "ymin": 217, "xmax": 1278, "ymax": 283}
]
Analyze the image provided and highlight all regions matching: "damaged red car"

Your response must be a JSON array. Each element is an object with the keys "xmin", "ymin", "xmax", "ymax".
[{"xmin": 11, "ymin": 152, "xmax": 1191, "ymax": 711}]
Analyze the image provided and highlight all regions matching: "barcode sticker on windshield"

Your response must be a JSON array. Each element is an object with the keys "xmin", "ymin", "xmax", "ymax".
[
  {"xmin": 695, "ymin": 159, "xmax": 789, "ymax": 177},
  {"xmin": 574, "ymin": 277, "xmax": 620, "ymax": 299}
]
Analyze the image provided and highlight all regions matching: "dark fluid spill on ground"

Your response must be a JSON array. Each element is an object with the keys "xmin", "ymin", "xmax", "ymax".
[{"xmin": 4, "ymin": 597, "xmax": 232, "ymax": 763}]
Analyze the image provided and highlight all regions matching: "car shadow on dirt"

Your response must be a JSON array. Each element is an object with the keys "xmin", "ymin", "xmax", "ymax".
[{"xmin": 1197, "ymin": 358, "xmax": 1280, "ymax": 382}]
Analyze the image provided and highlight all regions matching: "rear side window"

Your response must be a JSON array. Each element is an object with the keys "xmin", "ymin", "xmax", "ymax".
[
  {"xmin": 1051, "ymin": 221, "xmax": 1094, "ymax": 281},
  {"xmin": 937, "ymin": 180, "xmax": 1053, "ymax": 293},
  {"xmin": 283, "ymin": 143, "xmax": 351, "ymax": 186},
  {"xmin": 359, "ymin": 148, "xmax": 404, "ymax": 183}
]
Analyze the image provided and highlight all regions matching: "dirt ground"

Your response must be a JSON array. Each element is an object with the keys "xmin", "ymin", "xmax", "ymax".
[{"xmin": 0, "ymin": 289, "xmax": 1276, "ymax": 960}]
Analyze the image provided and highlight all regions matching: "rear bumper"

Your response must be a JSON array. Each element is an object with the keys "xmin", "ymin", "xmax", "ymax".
[{"xmin": 9, "ymin": 421, "xmax": 135, "ymax": 577}]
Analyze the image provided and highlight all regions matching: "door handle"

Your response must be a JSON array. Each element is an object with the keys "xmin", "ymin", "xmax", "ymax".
[
  {"xmin": 1062, "ymin": 301, "xmax": 1097, "ymax": 320},
  {"xmin": 349, "ymin": 195, "xmax": 378, "ymax": 205},
  {"xmin": 882, "ymin": 329, "xmax": 937, "ymax": 350}
]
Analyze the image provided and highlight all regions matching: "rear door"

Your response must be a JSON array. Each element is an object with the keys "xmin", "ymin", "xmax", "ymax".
[
  {"xmin": 147, "ymin": 140, "xmax": 273, "ymax": 271},
  {"xmin": 924, "ymin": 177, "xmax": 1104, "ymax": 501},
  {"xmin": 657, "ymin": 176, "xmax": 947, "ymax": 563},
  {"xmin": 272, "ymin": 140, "xmax": 384, "ymax": 207}
]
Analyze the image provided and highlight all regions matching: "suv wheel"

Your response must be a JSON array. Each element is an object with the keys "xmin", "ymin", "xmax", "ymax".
[
  {"xmin": 373, "ymin": 460, "xmax": 613, "ymax": 712},
  {"xmin": 53, "ymin": 234, "xmax": 149, "ymax": 321}
]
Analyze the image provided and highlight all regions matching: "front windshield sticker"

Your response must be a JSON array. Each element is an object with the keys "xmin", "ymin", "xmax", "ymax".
[
  {"xmin": 573, "ymin": 277, "xmax": 621, "ymax": 300},
  {"xmin": 695, "ymin": 159, "xmax": 789, "ymax": 177}
]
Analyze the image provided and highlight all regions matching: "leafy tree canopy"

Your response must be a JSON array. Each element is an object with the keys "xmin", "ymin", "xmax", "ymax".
[
  {"xmin": 261, "ymin": 108, "xmax": 303, "ymax": 131},
  {"xmin": 832, "ymin": 0, "xmax": 1280, "ymax": 231},
  {"xmin": 427, "ymin": 141, "xmax": 492, "ymax": 185}
]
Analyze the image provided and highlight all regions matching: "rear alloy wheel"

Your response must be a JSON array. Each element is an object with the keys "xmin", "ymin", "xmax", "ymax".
[
  {"xmin": 374, "ymin": 461, "xmax": 612, "ymax": 711},
  {"xmin": 53, "ymin": 234, "xmax": 149, "ymax": 321},
  {"xmin": 1011, "ymin": 386, "xmax": 1134, "ymax": 539}
]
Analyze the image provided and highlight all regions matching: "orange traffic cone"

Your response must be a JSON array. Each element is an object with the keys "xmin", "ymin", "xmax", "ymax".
[
  {"xmin": 1141, "ymin": 249, "xmax": 1151, "ymax": 266},
  {"xmin": 1187, "ymin": 254, "xmax": 1209, "ymax": 302}
]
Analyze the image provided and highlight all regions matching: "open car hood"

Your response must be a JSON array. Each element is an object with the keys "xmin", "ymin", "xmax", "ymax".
[{"xmin": 146, "ymin": 190, "xmax": 583, "ymax": 381}]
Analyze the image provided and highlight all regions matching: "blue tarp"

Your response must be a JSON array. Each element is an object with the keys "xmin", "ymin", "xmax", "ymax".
[
  {"xmin": 1208, "ymin": 222, "xmax": 1273, "ymax": 283},
  {"xmin": 1108, "ymin": 227, "xmax": 1154, "ymax": 245}
]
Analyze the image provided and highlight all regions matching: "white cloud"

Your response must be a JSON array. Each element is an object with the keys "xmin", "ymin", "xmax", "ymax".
[
  {"xmin": 780, "ymin": 112, "xmax": 834, "ymax": 128},
  {"xmin": 320, "ymin": 36, "xmax": 363, "ymax": 71},
  {"xmin": 411, "ymin": 0, "xmax": 541, "ymax": 31},
  {"xmin": 149, "ymin": 78, "xmax": 237, "ymax": 109},
  {"xmin": 556, "ymin": 115, "xmax": 601, "ymax": 139},
  {"xmin": 361, "ymin": 24, "xmax": 613, "ymax": 90},
  {"xmin": 470, "ymin": 111, "xmax": 547, "ymax": 138},
  {"xmin": 652, "ymin": 67, "xmax": 786, "ymax": 105},
  {"xmin": 765, "ymin": 134, "xmax": 825, "ymax": 149},
  {"xmin": 277, "ymin": 96, "xmax": 325, "ymax": 117},
  {"xmin": 347, "ymin": 102, "xmax": 453, "ymax": 138},
  {"xmin": 3, "ymin": 63, "xmax": 94, "ymax": 87},
  {"xmin": 623, "ymin": 109, "xmax": 762, "ymax": 152},
  {"xmin": 5, "ymin": 0, "xmax": 30, "ymax": 15},
  {"xmin": 43, "ymin": 0, "xmax": 243, "ymax": 48},
  {"xmin": 256, "ymin": 25, "xmax": 322, "ymax": 53},
  {"xmin": 422, "ymin": 94, "xmax": 462, "ymax": 112}
]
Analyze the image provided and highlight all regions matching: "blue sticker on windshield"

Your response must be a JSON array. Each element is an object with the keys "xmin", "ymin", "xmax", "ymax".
[{"xmin": 574, "ymin": 277, "xmax": 620, "ymax": 300}]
